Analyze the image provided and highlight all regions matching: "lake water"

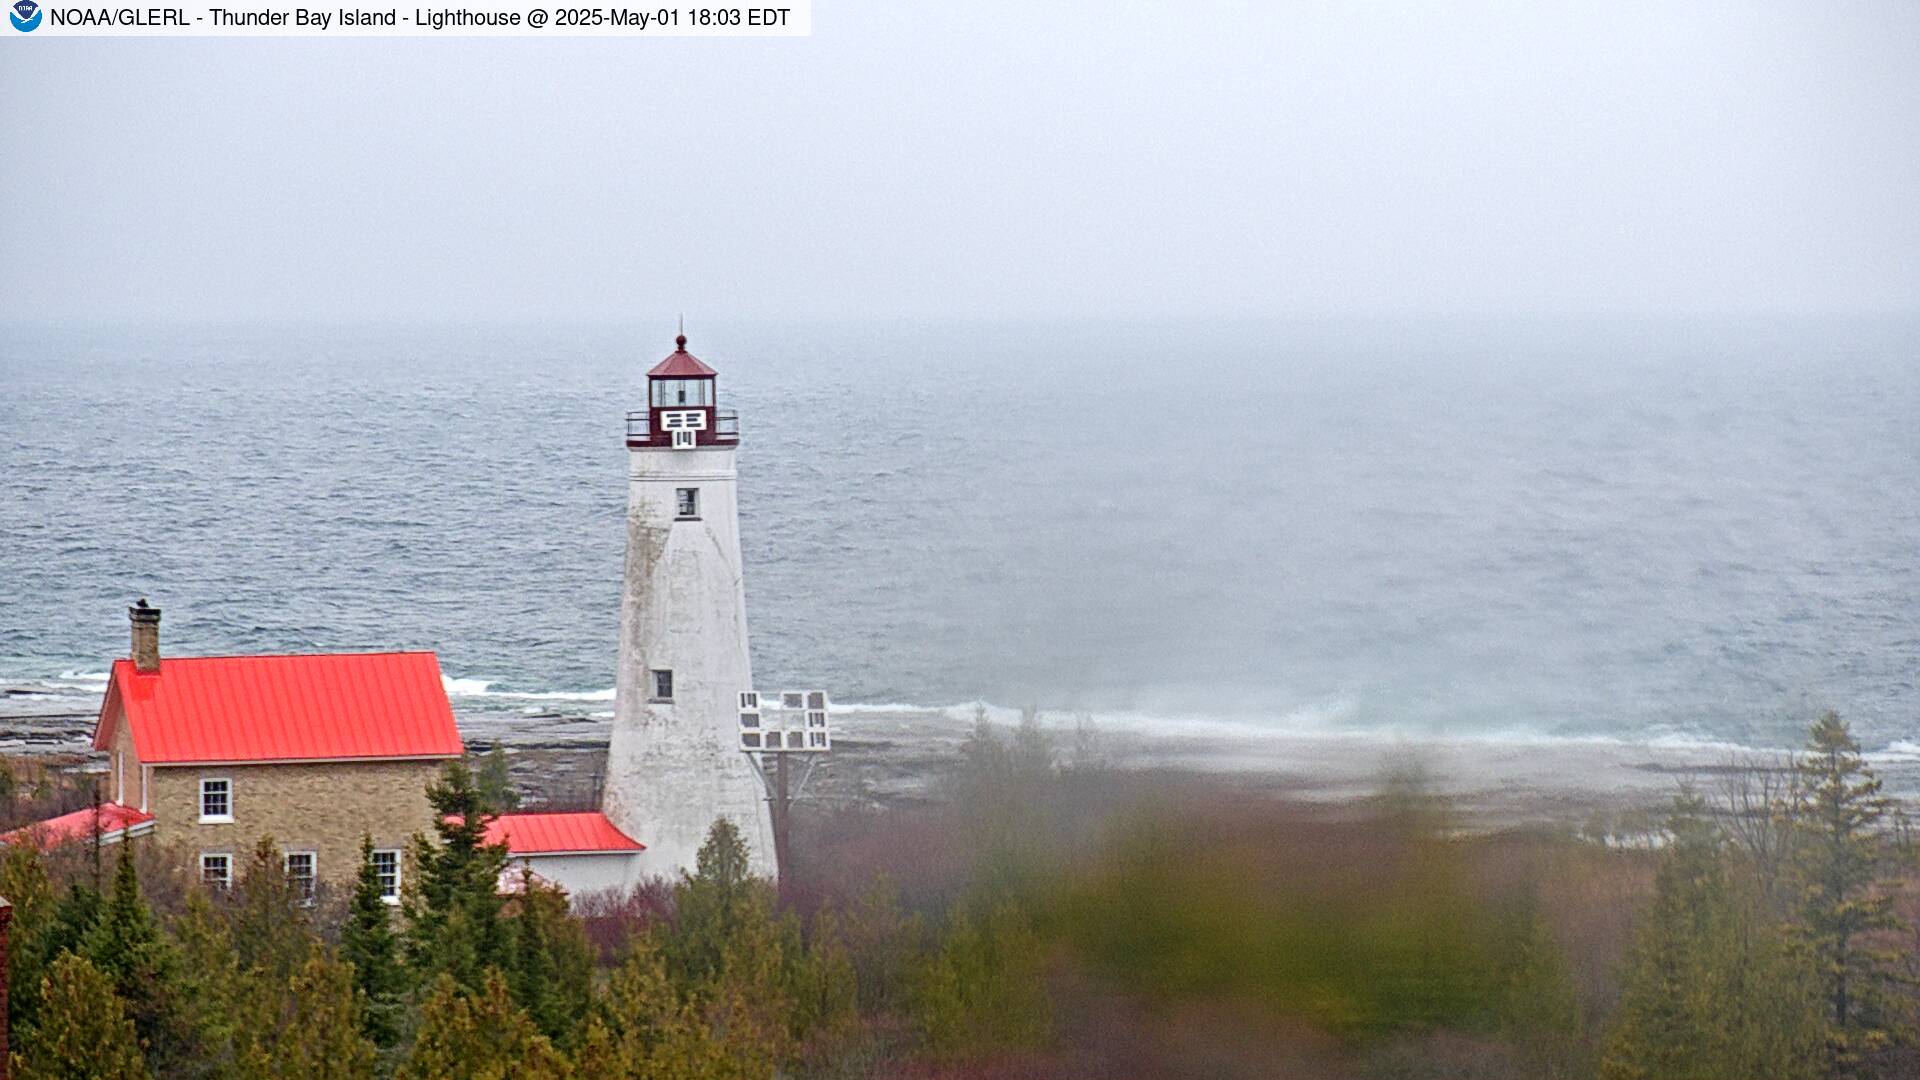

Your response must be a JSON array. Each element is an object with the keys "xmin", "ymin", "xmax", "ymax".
[{"xmin": 2, "ymin": 318, "xmax": 1915, "ymax": 760}]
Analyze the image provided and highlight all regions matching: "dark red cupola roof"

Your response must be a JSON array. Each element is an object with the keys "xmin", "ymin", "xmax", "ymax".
[{"xmin": 647, "ymin": 334, "xmax": 717, "ymax": 378}]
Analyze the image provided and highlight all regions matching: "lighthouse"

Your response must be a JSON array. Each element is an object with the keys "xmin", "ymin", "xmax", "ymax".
[{"xmin": 602, "ymin": 333, "xmax": 777, "ymax": 879}]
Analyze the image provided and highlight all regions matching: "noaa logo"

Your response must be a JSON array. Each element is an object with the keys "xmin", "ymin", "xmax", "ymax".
[{"xmin": 10, "ymin": 0, "xmax": 41, "ymax": 30}]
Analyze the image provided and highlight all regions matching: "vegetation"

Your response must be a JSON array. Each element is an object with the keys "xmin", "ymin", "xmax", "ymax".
[
  {"xmin": 343, "ymin": 834, "xmax": 406, "ymax": 1048},
  {"xmin": 16, "ymin": 953, "xmax": 151, "ymax": 1080},
  {"xmin": 4, "ymin": 715, "xmax": 1919, "ymax": 1078},
  {"xmin": 1599, "ymin": 793, "xmax": 1824, "ymax": 1079},
  {"xmin": 1791, "ymin": 712, "xmax": 1912, "ymax": 1074}
]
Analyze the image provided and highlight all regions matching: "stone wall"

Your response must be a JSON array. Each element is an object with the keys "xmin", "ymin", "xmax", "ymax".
[
  {"xmin": 148, "ymin": 759, "xmax": 448, "ymax": 886},
  {"xmin": 110, "ymin": 709, "xmax": 142, "ymax": 809}
]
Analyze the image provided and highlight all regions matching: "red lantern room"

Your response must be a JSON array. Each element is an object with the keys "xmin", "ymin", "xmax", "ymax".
[{"xmin": 627, "ymin": 334, "xmax": 740, "ymax": 449}]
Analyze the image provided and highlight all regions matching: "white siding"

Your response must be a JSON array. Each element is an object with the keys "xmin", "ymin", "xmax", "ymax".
[
  {"xmin": 602, "ymin": 444, "xmax": 776, "ymax": 882},
  {"xmin": 511, "ymin": 852, "xmax": 647, "ymax": 899}
]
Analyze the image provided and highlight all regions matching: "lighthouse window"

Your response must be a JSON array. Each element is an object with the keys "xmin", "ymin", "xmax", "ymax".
[
  {"xmin": 650, "ymin": 669, "xmax": 674, "ymax": 702},
  {"xmin": 676, "ymin": 488, "xmax": 700, "ymax": 519},
  {"xmin": 651, "ymin": 379, "xmax": 712, "ymax": 407}
]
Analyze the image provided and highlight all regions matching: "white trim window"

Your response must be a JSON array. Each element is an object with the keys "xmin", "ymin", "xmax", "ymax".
[
  {"xmin": 284, "ymin": 851, "xmax": 317, "ymax": 903},
  {"xmin": 370, "ymin": 848, "xmax": 402, "ymax": 905},
  {"xmin": 199, "ymin": 777, "xmax": 233, "ymax": 823},
  {"xmin": 675, "ymin": 487, "xmax": 700, "ymax": 519},
  {"xmin": 200, "ymin": 852, "xmax": 233, "ymax": 889},
  {"xmin": 650, "ymin": 669, "xmax": 674, "ymax": 702}
]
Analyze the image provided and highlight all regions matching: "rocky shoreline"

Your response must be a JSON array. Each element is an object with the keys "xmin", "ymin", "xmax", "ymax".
[{"xmin": 7, "ymin": 682, "xmax": 1904, "ymax": 834}]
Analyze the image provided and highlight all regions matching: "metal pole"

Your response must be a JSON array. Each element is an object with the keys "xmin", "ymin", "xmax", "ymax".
[{"xmin": 772, "ymin": 752, "xmax": 793, "ymax": 885}]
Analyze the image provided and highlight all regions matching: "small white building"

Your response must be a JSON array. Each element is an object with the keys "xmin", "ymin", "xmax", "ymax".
[{"xmin": 483, "ymin": 811, "xmax": 647, "ymax": 899}]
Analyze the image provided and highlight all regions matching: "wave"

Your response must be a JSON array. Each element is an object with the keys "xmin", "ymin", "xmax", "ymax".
[
  {"xmin": 439, "ymin": 676, "xmax": 616, "ymax": 703},
  {"xmin": 825, "ymin": 698, "xmax": 1790, "ymax": 758},
  {"xmin": 1868, "ymin": 740, "xmax": 1920, "ymax": 764},
  {"xmin": 0, "ymin": 671, "xmax": 111, "ymax": 694}
]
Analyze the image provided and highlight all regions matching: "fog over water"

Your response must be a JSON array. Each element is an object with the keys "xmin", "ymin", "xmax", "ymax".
[
  {"xmin": 1, "ymin": 319, "xmax": 1915, "ymax": 756},
  {"xmin": 2, "ymin": 2, "xmax": 1918, "ymax": 322}
]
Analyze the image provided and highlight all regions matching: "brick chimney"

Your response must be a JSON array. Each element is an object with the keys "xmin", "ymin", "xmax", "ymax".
[{"xmin": 129, "ymin": 599, "xmax": 161, "ymax": 673}]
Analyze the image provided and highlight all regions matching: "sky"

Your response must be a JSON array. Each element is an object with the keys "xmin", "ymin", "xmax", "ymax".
[{"xmin": 2, "ymin": 1, "xmax": 1917, "ymax": 323}]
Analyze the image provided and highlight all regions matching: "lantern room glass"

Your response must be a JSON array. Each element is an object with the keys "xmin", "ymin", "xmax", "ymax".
[{"xmin": 651, "ymin": 378, "xmax": 713, "ymax": 407}]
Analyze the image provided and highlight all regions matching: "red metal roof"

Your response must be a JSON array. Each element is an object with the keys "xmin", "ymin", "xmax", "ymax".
[
  {"xmin": 647, "ymin": 335, "xmax": 717, "ymax": 378},
  {"xmin": 94, "ymin": 653, "xmax": 465, "ymax": 764},
  {"xmin": 1, "ymin": 803, "xmax": 155, "ymax": 849},
  {"xmin": 480, "ymin": 811, "xmax": 645, "ymax": 855}
]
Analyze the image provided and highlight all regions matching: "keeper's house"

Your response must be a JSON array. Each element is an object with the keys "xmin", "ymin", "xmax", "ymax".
[{"xmin": 83, "ymin": 600, "xmax": 463, "ymax": 896}]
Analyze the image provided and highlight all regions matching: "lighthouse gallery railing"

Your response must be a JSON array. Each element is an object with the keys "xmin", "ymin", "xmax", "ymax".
[{"xmin": 625, "ymin": 409, "xmax": 740, "ymax": 444}]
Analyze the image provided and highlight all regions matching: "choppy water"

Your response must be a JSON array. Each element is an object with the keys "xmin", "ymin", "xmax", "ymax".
[{"xmin": 2, "ymin": 318, "xmax": 1916, "ymax": 759}]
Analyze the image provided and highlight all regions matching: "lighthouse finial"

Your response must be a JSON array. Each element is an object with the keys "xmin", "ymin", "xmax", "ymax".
[{"xmin": 676, "ymin": 313, "xmax": 686, "ymax": 351}]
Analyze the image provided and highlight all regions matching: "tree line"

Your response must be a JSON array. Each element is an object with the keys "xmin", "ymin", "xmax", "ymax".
[
  {"xmin": 1, "ymin": 710, "xmax": 1916, "ymax": 1078},
  {"xmin": 0, "ymin": 754, "xmax": 1046, "ymax": 1079}
]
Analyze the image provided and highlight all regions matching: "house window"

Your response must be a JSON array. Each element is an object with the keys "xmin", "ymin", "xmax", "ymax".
[
  {"xmin": 200, "ymin": 853, "xmax": 232, "ymax": 889},
  {"xmin": 676, "ymin": 487, "xmax": 700, "ymax": 519},
  {"xmin": 370, "ymin": 849, "xmax": 401, "ymax": 904},
  {"xmin": 650, "ymin": 669, "xmax": 673, "ymax": 702},
  {"xmin": 199, "ymin": 778, "xmax": 233, "ymax": 823},
  {"xmin": 284, "ymin": 851, "xmax": 317, "ymax": 903}
]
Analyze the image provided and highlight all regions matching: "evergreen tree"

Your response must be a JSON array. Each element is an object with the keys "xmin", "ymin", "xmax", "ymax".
[
  {"xmin": 953, "ymin": 708, "xmax": 1051, "ymax": 900},
  {"xmin": 1063, "ymin": 712, "xmax": 1109, "ymax": 776},
  {"xmin": 910, "ymin": 901, "xmax": 1051, "ymax": 1059},
  {"xmin": 706, "ymin": 891, "xmax": 795, "ymax": 1069},
  {"xmin": 594, "ymin": 935, "xmax": 737, "ymax": 1080},
  {"xmin": 36, "ymin": 882, "xmax": 102, "ymax": 981},
  {"xmin": 1010, "ymin": 706, "xmax": 1055, "ymax": 786},
  {"xmin": 505, "ymin": 873, "xmax": 594, "ymax": 1047},
  {"xmin": 262, "ymin": 948, "xmax": 378, "ymax": 1080},
  {"xmin": 406, "ymin": 760, "xmax": 511, "ymax": 993},
  {"xmin": 167, "ymin": 889, "xmax": 254, "ymax": 1080},
  {"xmin": 81, "ymin": 842, "xmax": 183, "ymax": 1068},
  {"xmin": 474, "ymin": 746, "xmax": 519, "ymax": 813},
  {"xmin": 396, "ymin": 973, "xmax": 571, "ymax": 1080},
  {"xmin": 784, "ymin": 910, "xmax": 858, "ymax": 1056},
  {"xmin": 820, "ymin": 874, "xmax": 923, "ymax": 1017},
  {"xmin": 1489, "ymin": 888, "xmax": 1585, "ymax": 1076},
  {"xmin": 16, "ymin": 953, "xmax": 152, "ymax": 1080},
  {"xmin": 666, "ymin": 819, "xmax": 759, "ymax": 988},
  {"xmin": 1601, "ymin": 793, "xmax": 1824, "ymax": 1080},
  {"xmin": 1789, "ymin": 711, "xmax": 1909, "ymax": 1073},
  {"xmin": 341, "ymin": 834, "xmax": 405, "ymax": 1047},
  {"xmin": 1, "ymin": 840, "xmax": 56, "ymax": 1043},
  {"xmin": 655, "ymin": 820, "xmax": 851, "ymax": 1073},
  {"xmin": 564, "ymin": 1017, "xmax": 622, "ymax": 1078},
  {"xmin": 230, "ymin": 838, "xmax": 315, "ymax": 980},
  {"xmin": 955, "ymin": 707, "xmax": 1010, "ymax": 808}
]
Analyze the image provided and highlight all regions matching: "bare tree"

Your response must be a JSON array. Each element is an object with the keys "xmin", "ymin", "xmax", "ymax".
[{"xmin": 1713, "ymin": 750, "xmax": 1800, "ymax": 911}]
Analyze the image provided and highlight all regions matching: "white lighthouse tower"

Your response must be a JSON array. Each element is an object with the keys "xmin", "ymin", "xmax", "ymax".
[{"xmin": 602, "ymin": 333, "xmax": 777, "ymax": 879}]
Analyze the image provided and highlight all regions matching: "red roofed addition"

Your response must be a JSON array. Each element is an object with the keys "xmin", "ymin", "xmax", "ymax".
[
  {"xmin": 94, "ymin": 652, "xmax": 465, "ymax": 764},
  {"xmin": 479, "ymin": 811, "xmax": 645, "ymax": 856},
  {"xmin": 0, "ymin": 803, "xmax": 155, "ymax": 849}
]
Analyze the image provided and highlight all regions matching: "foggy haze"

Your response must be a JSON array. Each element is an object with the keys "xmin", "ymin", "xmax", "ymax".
[{"xmin": 2, "ymin": 0, "xmax": 1917, "ymax": 323}]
